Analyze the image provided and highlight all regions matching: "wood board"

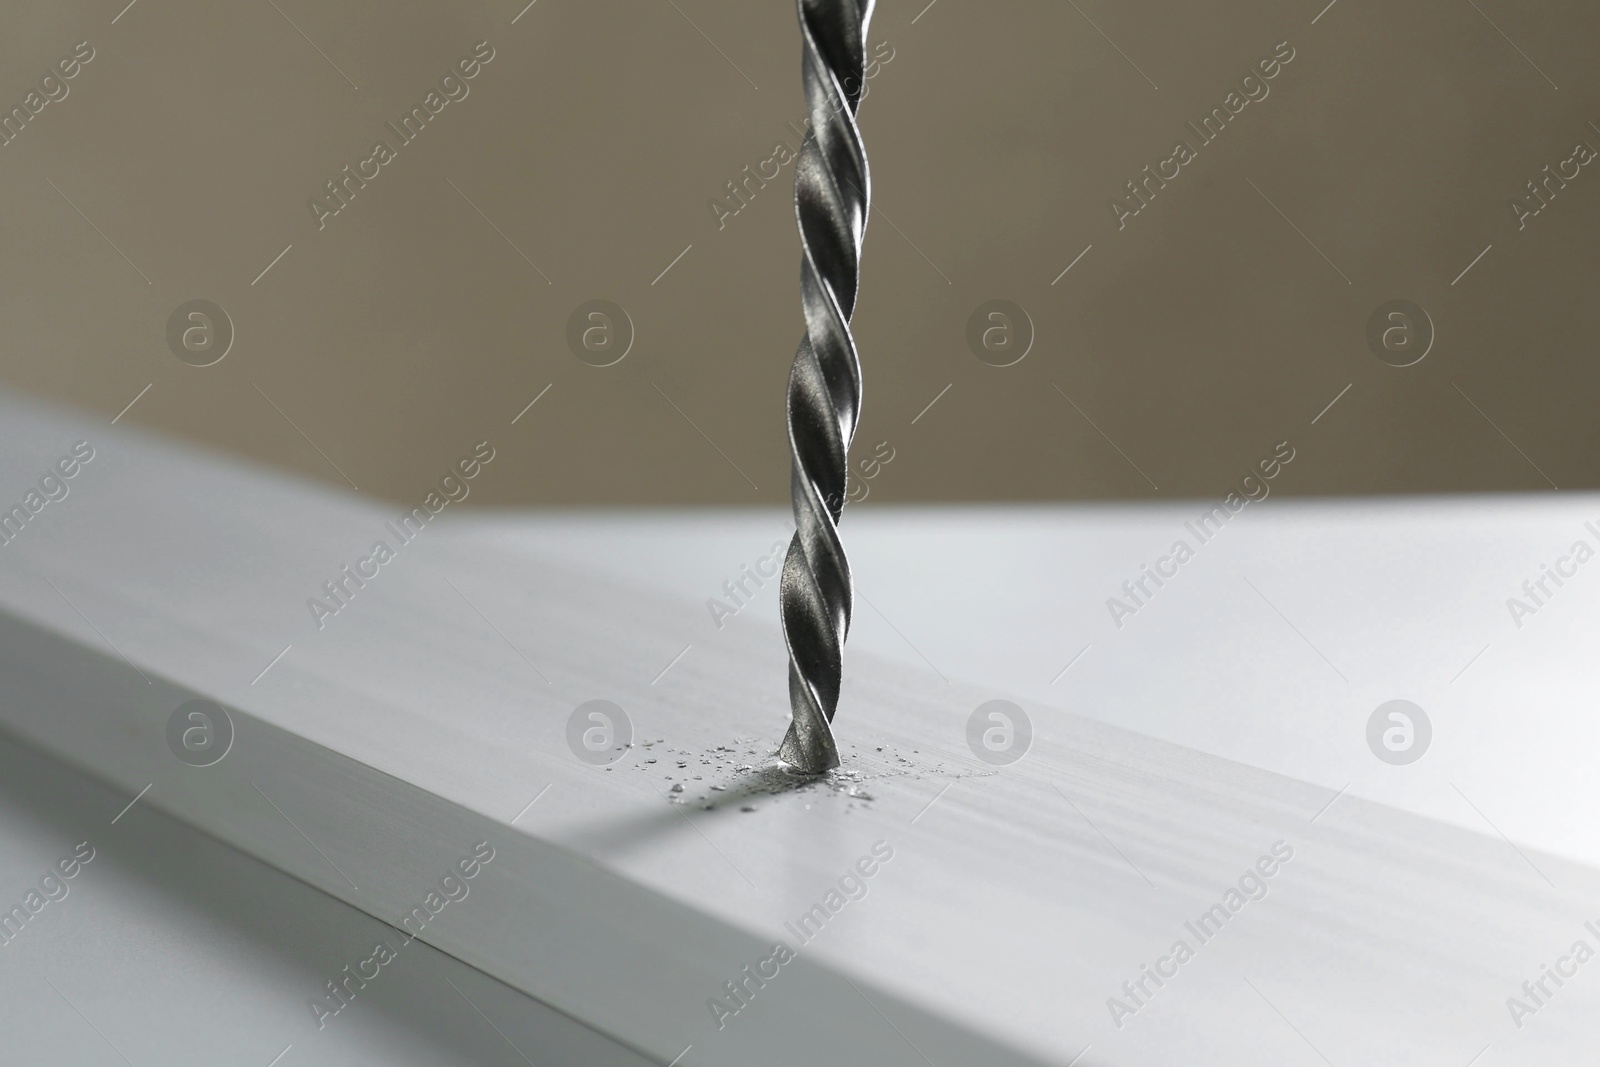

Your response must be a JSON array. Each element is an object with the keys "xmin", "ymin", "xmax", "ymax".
[{"xmin": 0, "ymin": 392, "xmax": 1594, "ymax": 1065}]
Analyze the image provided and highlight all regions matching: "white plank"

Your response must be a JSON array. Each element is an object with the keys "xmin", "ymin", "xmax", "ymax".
[
  {"xmin": 0, "ymin": 392, "xmax": 1594, "ymax": 1064},
  {"xmin": 476, "ymin": 496, "xmax": 1600, "ymax": 872},
  {"xmin": 0, "ymin": 730, "xmax": 653, "ymax": 1066}
]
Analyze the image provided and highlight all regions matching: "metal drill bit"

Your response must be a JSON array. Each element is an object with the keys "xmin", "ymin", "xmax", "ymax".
[{"xmin": 777, "ymin": 0, "xmax": 875, "ymax": 775}]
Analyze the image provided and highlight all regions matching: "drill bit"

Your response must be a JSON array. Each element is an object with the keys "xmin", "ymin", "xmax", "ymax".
[{"xmin": 777, "ymin": 0, "xmax": 875, "ymax": 774}]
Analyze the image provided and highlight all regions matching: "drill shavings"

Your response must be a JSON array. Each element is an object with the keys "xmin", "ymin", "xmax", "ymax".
[{"xmin": 627, "ymin": 734, "xmax": 968, "ymax": 813}]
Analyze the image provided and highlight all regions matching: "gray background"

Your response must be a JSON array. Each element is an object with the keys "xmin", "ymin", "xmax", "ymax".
[{"xmin": 1, "ymin": 0, "xmax": 1595, "ymax": 505}]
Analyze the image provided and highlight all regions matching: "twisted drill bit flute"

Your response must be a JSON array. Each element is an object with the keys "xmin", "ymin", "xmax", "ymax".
[{"xmin": 777, "ymin": 0, "xmax": 875, "ymax": 774}]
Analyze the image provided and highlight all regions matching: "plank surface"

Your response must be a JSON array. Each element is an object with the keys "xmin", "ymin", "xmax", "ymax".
[
  {"xmin": 0, "ymin": 730, "xmax": 653, "ymax": 1066},
  {"xmin": 0, "ymin": 393, "xmax": 1595, "ymax": 1065},
  {"xmin": 488, "ymin": 495, "xmax": 1600, "ymax": 872}
]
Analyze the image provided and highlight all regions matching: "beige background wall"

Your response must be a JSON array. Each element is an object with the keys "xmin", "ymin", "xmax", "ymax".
[{"xmin": 1, "ymin": 0, "xmax": 1596, "ymax": 507}]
